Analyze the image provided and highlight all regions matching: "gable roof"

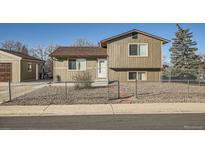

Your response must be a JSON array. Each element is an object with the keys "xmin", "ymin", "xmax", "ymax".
[
  {"xmin": 100, "ymin": 29, "xmax": 170, "ymax": 47},
  {"xmin": 0, "ymin": 48, "xmax": 44, "ymax": 62},
  {"xmin": 50, "ymin": 46, "xmax": 107, "ymax": 58}
]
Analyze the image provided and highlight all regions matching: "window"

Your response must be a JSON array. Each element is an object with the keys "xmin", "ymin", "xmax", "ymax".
[
  {"xmin": 68, "ymin": 59, "xmax": 76, "ymax": 70},
  {"xmin": 128, "ymin": 72, "xmax": 147, "ymax": 81},
  {"xmin": 27, "ymin": 63, "xmax": 32, "ymax": 72},
  {"xmin": 68, "ymin": 59, "xmax": 86, "ymax": 71},
  {"xmin": 129, "ymin": 44, "xmax": 148, "ymax": 56},
  {"xmin": 128, "ymin": 72, "xmax": 137, "ymax": 80}
]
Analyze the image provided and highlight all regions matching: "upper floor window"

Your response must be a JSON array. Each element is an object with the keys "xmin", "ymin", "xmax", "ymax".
[
  {"xmin": 68, "ymin": 58, "xmax": 86, "ymax": 71},
  {"xmin": 129, "ymin": 43, "xmax": 148, "ymax": 57}
]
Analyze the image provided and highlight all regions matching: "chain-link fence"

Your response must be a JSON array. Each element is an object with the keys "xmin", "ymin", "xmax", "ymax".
[
  {"xmin": 162, "ymin": 68, "xmax": 205, "ymax": 82},
  {"xmin": 1, "ymin": 68, "xmax": 205, "ymax": 105},
  {"xmin": 125, "ymin": 80, "xmax": 205, "ymax": 103},
  {"xmin": 0, "ymin": 80, "xmax": 120, "ymax": 105}
]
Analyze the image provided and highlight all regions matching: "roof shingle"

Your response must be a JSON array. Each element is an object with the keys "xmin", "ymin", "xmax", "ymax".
[{"xmin": 50, "ymin": 47, "xmax": 107, "ymax": 58}]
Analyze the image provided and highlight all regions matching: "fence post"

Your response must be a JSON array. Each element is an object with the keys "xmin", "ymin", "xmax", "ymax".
[
  {"xmin": 107, "ymin": 80, "xmax": 109, "ymax": 100},
  {"xmin": 117, "ymin": 80, "xmax": 120, "ymax": 99},
  {"xmin": 187, "ymin": 80, "xmax": 190, "ymax": 98},
  {"xmin": 65, "ymin": 81, "xmax": 67, "ymax": 99},
  {"xmin": 199, "ymin": 69, "xmax": 201, "ymax": 86},
  {"xmin": 135, "ymin": 79, "xmax": 138, "ymax": 98},
  {"xmin": 8, "ymin": 80, "xmax": 11, "ymax": 101},
  {"xmin": 169, "ymin": 69, "xmax": 171, "ymax": 82}
]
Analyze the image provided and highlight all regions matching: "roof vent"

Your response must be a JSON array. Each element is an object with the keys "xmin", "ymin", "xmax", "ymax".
[{"xmin": 132, "ymin": 32, "xmax": 138, "ymax": 39}]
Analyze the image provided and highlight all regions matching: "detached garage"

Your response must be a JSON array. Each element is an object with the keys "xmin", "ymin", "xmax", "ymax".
[{"xmin": 0, "ymin": 49, "xmax": 44, "ymax": 82}]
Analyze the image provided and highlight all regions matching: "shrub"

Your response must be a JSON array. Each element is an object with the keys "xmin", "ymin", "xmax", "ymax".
[{"xmin": 73, "ymin": 71, "xmax": 92, "ymax": 89}]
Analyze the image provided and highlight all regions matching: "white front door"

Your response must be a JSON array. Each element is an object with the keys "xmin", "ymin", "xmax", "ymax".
[
  {"xmin": 97, "ymin": 59, "xmax": 107, "ymax": 78},
  {"xmin": 36, "ymin": 64, "xmax": 39, "ymax": 80}
]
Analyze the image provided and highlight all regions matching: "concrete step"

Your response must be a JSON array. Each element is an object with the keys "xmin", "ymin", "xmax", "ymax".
[{"xmin": 92, "ymin": 79, "xmax": 108, "ymax": 87}]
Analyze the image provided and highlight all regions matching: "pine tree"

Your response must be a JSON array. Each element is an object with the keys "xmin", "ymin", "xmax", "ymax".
[{"xmin": 169, "ymin": 24, "xmax": 200, "ymax": 75}]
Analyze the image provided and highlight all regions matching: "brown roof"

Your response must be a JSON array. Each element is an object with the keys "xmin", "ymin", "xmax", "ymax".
[
  {"xmin": 50, "ymin": 47, "xmax": 107, "ymax": 58},
  {"xmin": 0, "ymin": 49, "xmax": 44, "ymax": 62},
  {"xmin": 100, "ymin": 29, "xmax": 170, "ymax": 47}
]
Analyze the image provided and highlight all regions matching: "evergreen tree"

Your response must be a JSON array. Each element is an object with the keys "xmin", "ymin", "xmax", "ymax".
[{"xmin": 169, "ymin": 24, "xmax": 200, "ymax": 75}]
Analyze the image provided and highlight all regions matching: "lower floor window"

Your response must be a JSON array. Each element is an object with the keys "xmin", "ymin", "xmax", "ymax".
[
  {"xmin": 128, "ymin": 71, "xmax": 147, "ymax": 81},
  {"xmin": 68, "ymin": 59, "xmax": 86, "ymax": 71}
]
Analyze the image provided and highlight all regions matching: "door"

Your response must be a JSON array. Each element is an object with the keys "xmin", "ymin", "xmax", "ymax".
[
  {"xmin": 0, "ymin": 63, "xmax": 12, "ymax": 82},
  {"xmin": 97, "ymin": 59, "xmax": 107, "ymax": 78},
  {"xmin": 36, "ymin": 64, "xmax": 39, "ymax": 80}
]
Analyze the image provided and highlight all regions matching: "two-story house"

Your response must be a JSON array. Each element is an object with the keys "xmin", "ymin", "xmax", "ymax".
[{"xmin": 50, "ymin": 29, "xmax": 170, "ymax": 82}]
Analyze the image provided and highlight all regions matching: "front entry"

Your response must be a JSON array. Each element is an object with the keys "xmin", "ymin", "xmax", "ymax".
[{"xmin": 97, "ymin": 59, "xmax": 107, "ymax": 78}]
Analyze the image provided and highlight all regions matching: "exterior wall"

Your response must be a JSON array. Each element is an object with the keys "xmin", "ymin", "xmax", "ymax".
[
  {"xmin": 108, "ymin": 69, "xmax": 160, "ymax": 82},
  {"xmin": 107, "ymin": 33, "xmax": 162, "ymax": 68},
  {"xmin": 0, "ymin": 51, "xmax": 21, "ymax": 82},
  {"xmin": 20, "ymin": 59, "xmax": 44, "ymax": 81},
  {"xmin": 53, "ymin": 58, "xmax": 97, "ymax": 81}
]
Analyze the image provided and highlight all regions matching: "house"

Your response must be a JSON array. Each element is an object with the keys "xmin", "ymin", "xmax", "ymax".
[
  {"xmin": 0, "ymin": 49, "xmax": 44, "ymax": 82},
  {"xmin": 50, "ymin": 29, "xmax": 170, "ymax": 82}
]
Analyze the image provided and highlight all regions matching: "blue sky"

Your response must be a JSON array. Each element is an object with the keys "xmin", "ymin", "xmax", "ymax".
[{"xmin": 0, "ymin": 23, "xmax": 204, "ymax": 62}]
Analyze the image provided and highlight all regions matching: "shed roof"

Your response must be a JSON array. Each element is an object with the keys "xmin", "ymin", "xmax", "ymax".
[{"xmin": 0, "ymin": 49, "xmax": 44, "ymax": 62}]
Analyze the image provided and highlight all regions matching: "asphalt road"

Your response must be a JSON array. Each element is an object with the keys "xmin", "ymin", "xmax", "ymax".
[{"xmin": 0, "ymin": 113, "xmax": 205, "ymax": 130}]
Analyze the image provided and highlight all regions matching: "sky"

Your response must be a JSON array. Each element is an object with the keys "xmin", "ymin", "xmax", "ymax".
[{"xmin": 0, "ymin": 23, "xmax": 204, "ymax": 63}]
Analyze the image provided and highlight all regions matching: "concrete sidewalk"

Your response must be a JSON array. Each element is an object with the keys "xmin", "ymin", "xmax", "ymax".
[{"xmin": 0, "ymin": 103, "xmax": 205, "ymax": 117}]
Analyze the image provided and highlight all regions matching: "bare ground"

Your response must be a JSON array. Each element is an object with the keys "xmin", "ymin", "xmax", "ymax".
[{"xmin": 2, "ymin": 82, "xmax": 205, "ymax": 105}]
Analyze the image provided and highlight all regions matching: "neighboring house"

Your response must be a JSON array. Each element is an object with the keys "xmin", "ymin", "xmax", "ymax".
[
  {"xmin": 50, "ymin": 29, "xmax": 170, "ymax": 82},
  {"xmin": 0, "ymin": 49, "xmax": 44, "ymax": 82}
]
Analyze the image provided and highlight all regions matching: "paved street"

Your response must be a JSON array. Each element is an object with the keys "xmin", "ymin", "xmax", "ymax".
[{"xmin": 0, "ymin": 113, "xmax": 205, "ymax": 130}]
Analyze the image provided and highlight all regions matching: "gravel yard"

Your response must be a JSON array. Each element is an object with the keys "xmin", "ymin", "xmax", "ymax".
[
  {"xmin": 2, "ymin": 85, "xmax": 119, "ymax": 105},
  {"xmin": 2, "ymin": 82, "xmax": 205, "ymax": 105},
  {"xmin": 121, "ymin": 82, "xmax": 205, "ymax": 103}
]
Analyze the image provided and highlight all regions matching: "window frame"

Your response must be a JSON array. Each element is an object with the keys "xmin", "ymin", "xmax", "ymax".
[
  {"xmin": 68, "ymin": 58, "xmax": 86, "ymax": 71},
  {"xmin": 127, "ymin": 71, "xmax": 147, "ymax": 81},
  {"xmin": 27, "ymin": 62, "xmax": 32, "ymax": 72},
  {"xmin": 128, "ymin": 43, "xmax": 148, "ymax": 57}
]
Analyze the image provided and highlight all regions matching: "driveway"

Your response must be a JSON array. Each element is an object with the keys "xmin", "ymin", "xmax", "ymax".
[{"xmin": 0, "ymin": 81, "xmax": 50, "ymax": 103}]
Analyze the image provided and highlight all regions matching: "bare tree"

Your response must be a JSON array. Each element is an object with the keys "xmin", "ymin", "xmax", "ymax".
[
  {"xmin": 44, "ymin": 44, "xmax": 58, "ymax": 73},
  {"xmin": 71, "ymin": 38, "xmax": 96, "ymax": 47},
  {"xmin": 30, "ymin": 45, "xmax": 46, "ymax": 60},
  {"xmin": 0, "ymin": 40, "xmax": 28, "ymax": 54},
  {"xmin": 30, "ymin": 44, "xmax": 58, "ymax": 73}
]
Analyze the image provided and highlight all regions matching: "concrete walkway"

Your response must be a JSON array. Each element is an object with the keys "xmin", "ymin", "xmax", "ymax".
[
  {"xmin": 0, "ymin": 81, "xmax": 50, "ymax": 103},
  {"xmin": 0, "ymin": 103, "xmax": 205, "ymax": 117}
]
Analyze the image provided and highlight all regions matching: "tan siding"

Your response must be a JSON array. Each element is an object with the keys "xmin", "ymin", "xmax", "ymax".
[
  {"xmin": 0, "ymin": 51, "xmax": 21, "ymax": 82},
  {"xmin": 21, "ymin": 60, "xmax": 43, "ymax": 81},
  {"xmin": 109, "ymin": 69, "xmax": 160, "ymax": 82},
  {"xmin": 53, "ymin": 58, "xmax": 97, "ymax": 81},
  {"xmin": 107, "ymin": 33, "xmax": 162, "ymax": 68}
]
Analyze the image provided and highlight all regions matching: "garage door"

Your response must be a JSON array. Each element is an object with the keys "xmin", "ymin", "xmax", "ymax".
[{"xmin": 0, "ymin": 63, "xmax": 12, "ymax": 82}]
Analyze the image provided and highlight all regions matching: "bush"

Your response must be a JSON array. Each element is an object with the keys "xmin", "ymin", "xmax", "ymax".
[{"xmin": 73, "ymin": 71, "xmax": 92, "ymax": 89}]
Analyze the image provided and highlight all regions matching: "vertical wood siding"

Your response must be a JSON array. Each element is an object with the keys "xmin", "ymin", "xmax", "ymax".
[
  {"xmin": 53, "ymin": 58, "xmax": 97, "ymax": 81},
  {"xmin": 107, "ymin": 33, "xmax": 162, "ymax": 68},
  {"xmin": 107, "ymin": 33, "xmax": 163, "ymax": 82},
  {"xmin": 21, "ymin": 60, "xmax": 43, "ymax": 81},
  {"xmin": 108, "ymin": 69, "xmax": 160, "ymax": 82}
]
